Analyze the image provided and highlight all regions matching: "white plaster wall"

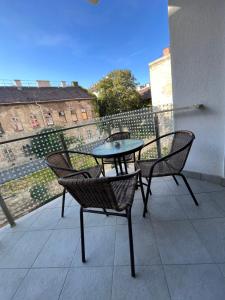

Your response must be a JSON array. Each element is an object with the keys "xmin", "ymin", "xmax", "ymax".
[
  {"xmin": 149, "ymin": 55, "xmax": 173, "ymax": 106},
  {"xmin": 168, "ymin": 0, "xmax": 225, "ymax": 177}
]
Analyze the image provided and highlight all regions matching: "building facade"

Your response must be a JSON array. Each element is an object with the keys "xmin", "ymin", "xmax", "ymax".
[
  {"xmin": 0, "ymin": 80, "xmax": 96, "ymax": 170},
  {"xmin": 136, "ymin": 84, "xmax": 152, "ymax": 106},
  {"xmin": 0, "ymin": 80, "xmax": 95, "ymax": 140},
  {"xmin": 149, "ymin": 48, "xmax": 173, "ymax": 106}
]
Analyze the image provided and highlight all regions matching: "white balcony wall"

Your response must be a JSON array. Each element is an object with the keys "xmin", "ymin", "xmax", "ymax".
[{"xmin": 168, "ymin": 0, "xmax": 225, "ymax": 177}]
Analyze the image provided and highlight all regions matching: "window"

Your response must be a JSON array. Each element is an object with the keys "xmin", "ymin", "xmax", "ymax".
[
  {"xmin": 4, "ymin": 148, "xmax": 15, "ymax": 162},
  {"xmin": 0, "ymin": 122, "xmax": 4, "ymax": 136},
  {"xmin": 71, "ymin": 110, "xmax": 78, "ymax": 122},
  {"xmin": 58, "ymin": 111, "xmax": 66, "ymax": 122},
  {"xmin": 22, "ymin": 144, "xmax": 32, "ymax": 157},
  {"xmin": 12, "ymin": 116, "xmax": 23, "ymax": 131},
  {"xmin": 87, "ymin": 130, "xmax": 92, "ymax": 140},
  {"xmin": 58, "ymin": 111, "xmax": 65, "ymax": 116},
  {"xmin": 30, "ymin": 114, "xmax": 39, "ymax": 128},
  {"xmin": 81, "ymin": 108, "xmax": 88, "ymax": 120},
  {"xmin": 44, "ymin": 112, "xmax": 54, "ymax": 126}
]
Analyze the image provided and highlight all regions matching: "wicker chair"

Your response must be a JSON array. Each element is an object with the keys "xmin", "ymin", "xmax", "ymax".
[
  {"xmin": 135, "ymin": 131, "xmax": 199, "ymax": 216},
  {"xmin": 58, "ymin": 169, "xmax": 145, "ymax": 277},
  {"xmin": 45, "ymin": 150, "xmax": 102, "ymax": 217},
  {"xmin": 102, "ymin": 131, "xmax": 134, "ymax": 175}
]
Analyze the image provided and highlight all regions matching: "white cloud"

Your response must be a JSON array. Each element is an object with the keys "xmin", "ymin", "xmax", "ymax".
[
  {"xmin": 35, "ymin": 33, "xmax": 73, "ymax": 47},
  {"xmin": 19, "ymin": 31, "xmax": 76, "ymax": 48}
]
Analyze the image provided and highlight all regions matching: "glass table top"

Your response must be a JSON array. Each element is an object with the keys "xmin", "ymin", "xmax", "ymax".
[{"xmin": 92, "ymin": 139, "xmax": 144, "ymax": 158}]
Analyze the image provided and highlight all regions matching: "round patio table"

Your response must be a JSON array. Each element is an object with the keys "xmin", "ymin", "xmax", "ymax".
[{"xmin": 92, "ymin": 139, "xmax": 144, "ymax": 175}]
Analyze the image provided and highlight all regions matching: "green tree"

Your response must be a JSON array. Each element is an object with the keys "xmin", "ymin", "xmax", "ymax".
[{"xmin": 92, "ymin": 70, "xmax": 145, "ymax": 117}]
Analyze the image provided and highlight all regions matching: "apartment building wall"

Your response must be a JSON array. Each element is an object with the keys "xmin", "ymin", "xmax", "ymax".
[
  {"xmin": 149, "ymin": 48, "xmax": 173, "ymax": 106},
  {"xmin": 169, "ymin": 0, "xmax": 225, "ymax": 177},
  {"xmin": 0, "ymin": 99, "xmax": 94, "ymax": 139}
]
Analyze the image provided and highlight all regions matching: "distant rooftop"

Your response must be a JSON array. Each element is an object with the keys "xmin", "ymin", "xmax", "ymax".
[
  {"xmin": 0, "ymin": 79, "xmax": 73, "ymax": 88},
  {"xmin": 0, "ymin": 79, "xmax": 93, "ymax": 105},
  {"xmin": 137, "ymin": 84, "xmax": 151, "ymax": 101}
]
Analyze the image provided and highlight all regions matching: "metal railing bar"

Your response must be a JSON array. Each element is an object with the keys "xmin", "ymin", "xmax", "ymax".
[
  {"xmin": 0, "ymin": 194, "xmax": 16, "ymax": 227},
  {"xmin": 0, "ymin": 104, "xmax": 203, "ymax": 146}
]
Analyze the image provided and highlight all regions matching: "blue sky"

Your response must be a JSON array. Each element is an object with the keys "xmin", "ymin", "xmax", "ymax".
[{"xmin": 0, "ymin": 0, "xmax": 169, "ymax": 88}]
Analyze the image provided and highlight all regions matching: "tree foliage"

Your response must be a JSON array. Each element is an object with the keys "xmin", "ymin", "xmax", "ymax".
[{"xmin": 92, "ymin": 70, "xmax": 145, "ymax": 117}]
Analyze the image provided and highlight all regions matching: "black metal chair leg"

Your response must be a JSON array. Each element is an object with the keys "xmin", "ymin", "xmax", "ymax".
[
  {"xmin": 101, "ymin": 159, "xmax": 105, "ymax": 177},
  {"xmin": 172, "ymin": 175, "xmax": 179, "ymax": 185},
  {"xmin": 143, "ymin": 178, "xmax": 152, "ymax": 217},
  {"xmin": 139, "ymin": 174, "xmax": 146, "ymax": 217},
  {"xmin": 127, "ymin": 208, "xmax": 135, "ymax": 277},
  {"xmin": 103, "ymin": 208, "xmax": 109, "ymax": 216},
  {"xmin": 180, "ymin": 174, "xmax": 199, "ymax": 206},
  {"xmin": 61, "ymin": 188, "xmax": 66, "ymax": 218},
  {"xmin": 146, "ymin": 178, "xmax": 152, "ymax": 195},
  {"xmin": 80, "ymin": 207, "xmax": 86, "ymax": 263}
]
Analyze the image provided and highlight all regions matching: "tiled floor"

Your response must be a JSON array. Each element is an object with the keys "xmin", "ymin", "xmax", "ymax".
[{"xmin": 1, "ymin": 176, "xmax": 225, "ymax": 299}]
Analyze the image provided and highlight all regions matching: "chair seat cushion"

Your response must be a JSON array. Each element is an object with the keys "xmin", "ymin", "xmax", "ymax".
[{"xmin": 135, "ymin": 159, "xmax": 178, "ymax": 178}]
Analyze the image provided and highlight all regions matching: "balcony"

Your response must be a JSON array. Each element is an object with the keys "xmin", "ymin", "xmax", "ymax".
[
  {"xmin": 0, "ymin": 0, "xmax": 225, "ymax": 298},
  {"xmin": 1, "ymin": 175, "xmax": 225, "ymax": 299},
  {"xmin": 0, "ymin": 104, "xmax": 225, "ymax": 299}
]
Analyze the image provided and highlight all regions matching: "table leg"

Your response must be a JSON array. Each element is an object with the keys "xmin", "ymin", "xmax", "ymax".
[
  {"xmin": 118, "ymin": 156, "xmax": 124, "ymax": 175},
  {"xmin": 123, "ymin": 155, "xmax": 128, "ymax": 174},
  {"xmin": 114, "ymin": 157, "xmax": 119, "ymax": 176}
]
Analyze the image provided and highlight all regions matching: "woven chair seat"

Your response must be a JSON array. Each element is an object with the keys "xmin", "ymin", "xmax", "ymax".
[
  {"xmin": 59, "ymin": 174, "xmax": 137, "ymax": 211},
  {"xmin": 83, "ymin": 165, "xmax": 102, "ymax": 178},
  {"xmin": 135, "ymin": 159, "xmax": 178, "ymax": 178},
  {"xmin": 111, "ymin": 178, "xmax": 136, "ymax": 210}
]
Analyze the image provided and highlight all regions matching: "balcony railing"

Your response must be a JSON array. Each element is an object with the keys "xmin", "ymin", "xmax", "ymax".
[{"xmin": 0, "ymin": 104, "xmax": 202, "ymax": 227}]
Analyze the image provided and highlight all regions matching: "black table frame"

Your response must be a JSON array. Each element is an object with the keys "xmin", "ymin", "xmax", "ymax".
[{"xmin": 92, "ymin": 140, "xmax": 144, "ymax": 175}]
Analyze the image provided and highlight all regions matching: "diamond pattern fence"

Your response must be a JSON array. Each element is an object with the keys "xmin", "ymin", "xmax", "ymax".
[{"xmin": 0, "ymin": 105, "xmax": 173, "ymax": 227}]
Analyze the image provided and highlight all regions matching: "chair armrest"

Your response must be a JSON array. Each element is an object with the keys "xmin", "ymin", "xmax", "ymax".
[
  {"xmin": 67, "ymin": 150, "xmax": 101, "ymax": 166},
  {"xmin": 60, "ymin": 171, "xmax": 92, "ymax": 179},
  {"xmin": 107, "ymin": 169, "xmax": 141, "ymax": 182},
  {"xmin": 45, "ymin": 161, "xmax": 75, "ymax": 173}
]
